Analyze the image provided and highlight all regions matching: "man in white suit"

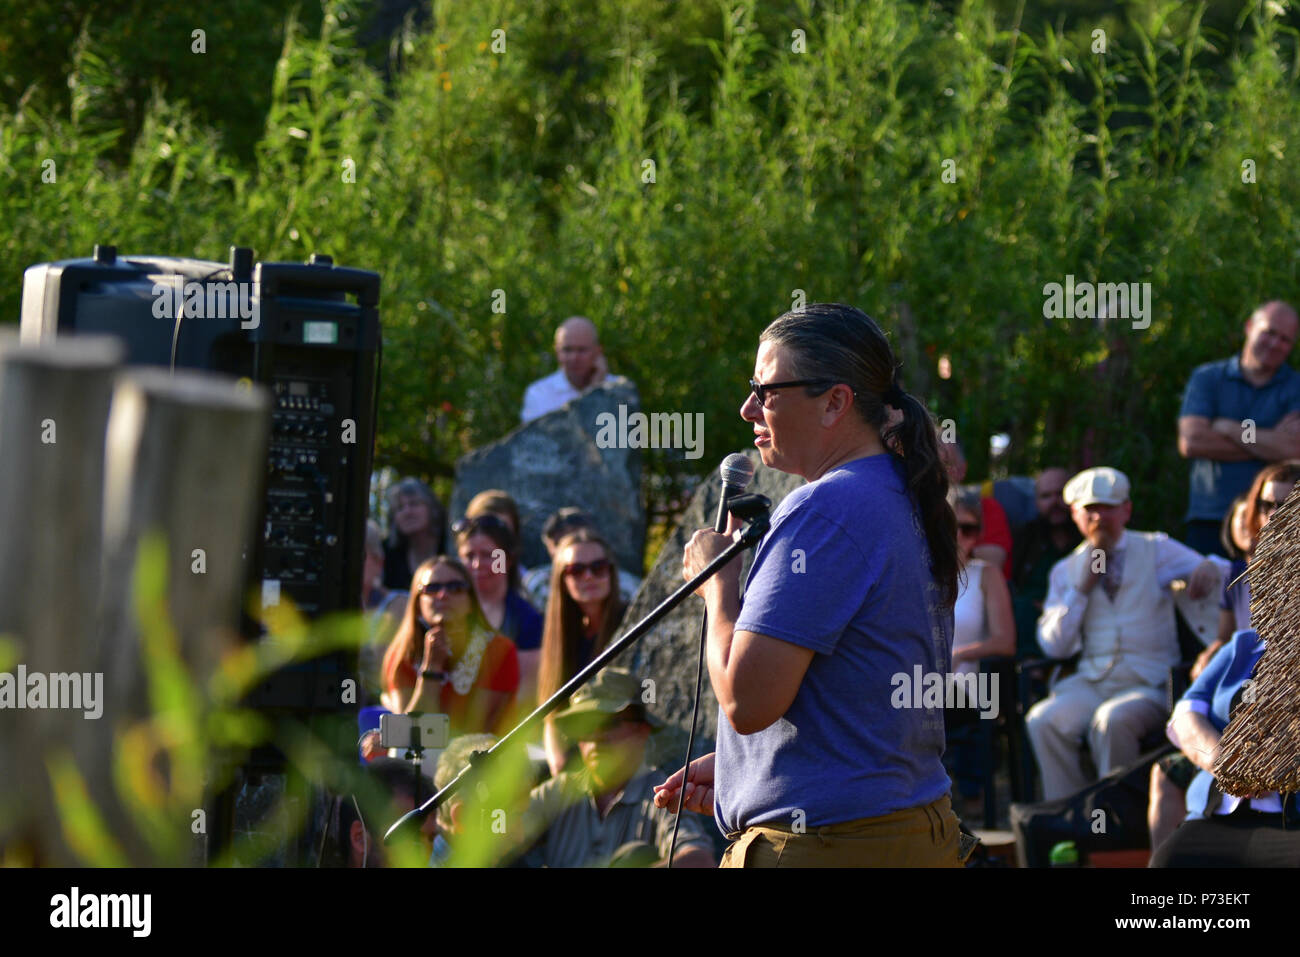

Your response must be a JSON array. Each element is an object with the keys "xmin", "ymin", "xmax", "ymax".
[{"xmin": 1026, "ymin": 467, "xmax": 1222, "ymax": 800}]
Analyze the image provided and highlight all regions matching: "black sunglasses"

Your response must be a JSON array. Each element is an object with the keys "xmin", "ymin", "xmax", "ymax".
[
  {"xmin": 563, "ymin": 558, "xmax": 611, "ymax": 579},
  {"xmin": 452, "ymin": 513, "xmax": 514, "ymax": 537},
  {"xmin": 421, "ymin": 579, "xmax": 470, "ymax": 596},
  {"xmin": 957, "ymin": 522, "xmax": 981, "ymax": 536},
  {"xmin": 748, "ymin": 377, "xmax": 837, "ymax": 405}
]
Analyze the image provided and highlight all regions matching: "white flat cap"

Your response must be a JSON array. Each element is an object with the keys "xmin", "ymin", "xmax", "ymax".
[{"xmin": 1064, "ymin": 467, "xmax": 1130, "ymax": 507}]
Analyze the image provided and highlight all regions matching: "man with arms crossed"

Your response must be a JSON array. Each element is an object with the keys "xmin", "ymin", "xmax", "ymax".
[{"xmin": 1178, "ymin": 300, "xmax": 1300, "ymax": 555}]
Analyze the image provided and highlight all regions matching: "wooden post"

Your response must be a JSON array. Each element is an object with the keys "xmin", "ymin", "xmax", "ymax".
[
  {"xmin": 0, "ymin": 334, "xmax": 123, "ymax": 865},
  {"xmin": 93, "ymin": 367, "xmax": 269, "ymax": 865}
]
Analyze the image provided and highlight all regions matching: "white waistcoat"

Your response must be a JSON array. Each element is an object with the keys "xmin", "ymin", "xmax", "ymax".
[{"xmin": 1064, "ymin": 532, "xmax": 1179, "ymax": 686}]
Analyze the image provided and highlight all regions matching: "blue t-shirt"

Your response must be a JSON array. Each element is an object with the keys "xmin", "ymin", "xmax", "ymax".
[
  {"xmin": 1180, "ymin": 356, "xmax": 1300, "ymax": 521},
  {"xmin": 714, "ymin": 454, "xmax": 954, "ymax": 834}
]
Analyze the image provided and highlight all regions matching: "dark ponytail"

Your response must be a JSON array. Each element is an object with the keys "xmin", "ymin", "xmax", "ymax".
[
  {"xmin": 883, "ymin": 390, "xmax": 958, "ymax": 608},
  {"xmin": 761, "ymin": 303, "xmax": 959, "ymax": 608}
]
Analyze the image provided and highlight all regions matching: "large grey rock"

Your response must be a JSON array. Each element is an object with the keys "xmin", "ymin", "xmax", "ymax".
[
  {"xmin": 451, "ymin": 380, "xmax": 644, "ymax": 574},
  {"xmin": 618, "ymin": 450, "xmax": 805, "ymax": 758}
]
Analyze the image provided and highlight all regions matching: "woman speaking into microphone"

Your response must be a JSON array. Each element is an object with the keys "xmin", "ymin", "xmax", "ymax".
[{"xmin": 654, "ymin": 303, "xmax": 963, "ymax": 867}]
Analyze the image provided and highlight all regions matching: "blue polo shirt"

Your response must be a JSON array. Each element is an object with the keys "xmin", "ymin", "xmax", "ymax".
[
  {"xmin": 714, "ymin": 454, "xmax": 953, "ymax": 834},
  {"xmin": 1180, "ymin": 356, "xmax": 1300, "ymax": 521}
]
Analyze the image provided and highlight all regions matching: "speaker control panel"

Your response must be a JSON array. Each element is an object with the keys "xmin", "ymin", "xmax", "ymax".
[{"xmin": 261, "ymin": 376, "xmax": 346, "ymax": 616}]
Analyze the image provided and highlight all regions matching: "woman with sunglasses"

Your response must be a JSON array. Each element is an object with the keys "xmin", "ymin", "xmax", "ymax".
[
  {"xmin": 378, "ymin": 557, "xmax": 519, "ymax": 736},
  {"xmin": 656, "ymin": 303, "xmax": 965, "ymax": 866},
  {"xmin": 949, "ymin": 487, "xmax": 1016, "ymax": 674},
  {"xmin": 1148, "ymin": 463, "xmax": 1300, "ymax": 848},
  {"xmin": 1189, "ymin": 460, "xmax": 1300, "ymax": 678},
  {"xmin": 537, "ymin": 530, "xmax": 627, "ymax": 777},
  {"xmin": 945, "ymin": 486, "xmax": 1015, "ymax": 810}
]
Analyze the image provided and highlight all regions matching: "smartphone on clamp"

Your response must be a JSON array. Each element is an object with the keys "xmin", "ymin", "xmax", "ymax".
[{"xmin": 380, "ymin": 712, "xmax": 450, "ymax": 752}]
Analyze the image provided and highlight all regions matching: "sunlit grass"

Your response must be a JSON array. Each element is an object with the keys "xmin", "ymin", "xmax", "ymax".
[{"xmin": 13, "ymin": 529, "xmax": 379, "ymax": 866}]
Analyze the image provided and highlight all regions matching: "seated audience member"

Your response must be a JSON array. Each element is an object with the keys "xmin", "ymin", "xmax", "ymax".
[
  {"xmin": 1149, "ymin": 629, "xmax": 1300, "ymax": 867},
  {"xmin": 362, "ymin": 520, "xmax": 399, "ymax": 612},
  {"xmin": 522, "ymin": 668, "xmax": 714, "ymax": 868},
  {"xmin": 375, "ymin": 556, "xmax": 519, "ymax": 738},
  {"xmin": 360, "ymin": 520, "xmax": 407, "ymax": 702},
  {"xmin": 1010, "ymin": 467, "xmax": 1082, "ymax": 657},
  {"xmin": 523, "ymin": 507, "xmax": 642, "ymax": 609},
  {"xmin": 464, "ymin": 489, "xmax": 528, "ymax": 577},
  {"xmin": 1190, "ymin": 461, "xmax": 1300, "ymax": 675},
  {"xmin": 1148, "ymin": 493, "xmax": 1250, "ymax": 848},
  {"xmin": 1147, "ymin": 462, "xmax": 1300, "ymax": 849},
  {"xmin": 950, "ymin": 487, "xmax": 1017, "ymax": 672},
  {"xmin": 984, "ymin": 475, "xmax": 1040, "ymax": 532},
  {"xmin": 429, "ymin": 733, "xmax": 496, "ymax": 866},
  {"xmin": 939, "ymin": 435, "xmax": 1013, "ymax": 578},
  {"xmin": 383, "ymin": 478, "xmax": 446, "ymax": 591},
  {"xmin": 538, "ymin": 530, "xmax": 629, "ymax": 777},
  {"xmin": 427, "ymin": 733, "xmax": 538, "ymax": 867},
  {"xmin": 945, "ymin": 487, "xmax": 1015, "ymax": 808},
  {"xmin": 520, "ymin": 315, "xmax": 629, "ymax": 423},
  {"xmin": 522, "ymin": 508, "xmax": 594, "ymax": 605},
  {"xmin": 1195, "ymin": 495, "xmax": 1253, "ymax": 676},
  {"xmin": 454, "ymin": 514, "xmax": 543, "ymax": 700},
  {"xmin": 465, "ymin": 489, "xmax": 522, "ymax": 538},
  {"xmin": 326, "ymin": 758, "xmax": 435, "ymax": 867},
  {"xmin": 1026, "ymin": 467, "xmax": 1221, "ymax": 801}
]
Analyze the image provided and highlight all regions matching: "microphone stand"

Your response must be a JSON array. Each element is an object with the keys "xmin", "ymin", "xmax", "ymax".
[{"xmin": 382, "ymin": 493, "xmax": 771, "ymax": 848}]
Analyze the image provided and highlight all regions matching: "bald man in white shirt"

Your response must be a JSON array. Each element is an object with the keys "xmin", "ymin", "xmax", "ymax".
[
  {"xmin": 521, "ymin": 316, "xmax": 628, "ymax": 422},
  {"xmin": 1026, "ymin": 467, "xmax": 1222, "ymax": 800}
]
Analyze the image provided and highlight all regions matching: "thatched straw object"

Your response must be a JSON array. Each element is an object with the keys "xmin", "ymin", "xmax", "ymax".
[{"xmin": 1213, "ymin": 484, "xmax": 1300, "ymax": 795}]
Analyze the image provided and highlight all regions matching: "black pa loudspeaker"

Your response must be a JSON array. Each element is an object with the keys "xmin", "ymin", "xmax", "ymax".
[{"xmin": 21, "ymin": 244, "xmax": 382, "ymax": 714}]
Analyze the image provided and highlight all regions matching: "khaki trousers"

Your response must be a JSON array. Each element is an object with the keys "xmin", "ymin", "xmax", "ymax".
[
  {"xmin": 1024, "ymin": 670, "xmax": 1167, "ymax": 801},
  {"xmin": 719, "ymin": 795, "xmax": 963, "ymax": 868}
]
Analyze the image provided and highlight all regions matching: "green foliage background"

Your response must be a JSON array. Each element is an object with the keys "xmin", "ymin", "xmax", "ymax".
[{"xmin": 3, "ymin": 0, "xmax": 1300, "ymax": 537}]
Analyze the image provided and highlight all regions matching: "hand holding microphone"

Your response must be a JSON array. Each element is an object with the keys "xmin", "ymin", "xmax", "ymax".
[
  {"xmin": 683, "ymin": 454, "xmax": 755, "ymax": 596},
  {"xmin": 712, "ymin": 452, "xmax": 755, "ymax": 532}
]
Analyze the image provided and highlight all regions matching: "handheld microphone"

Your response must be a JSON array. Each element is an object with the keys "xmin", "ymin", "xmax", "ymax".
[
  {"xmin": 667, "ymin": 453, "xmax": 756, "ymax": 869},
  {"xmin": 714, "ymin": 453, "xmax": 756, "ymax": 533}
]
